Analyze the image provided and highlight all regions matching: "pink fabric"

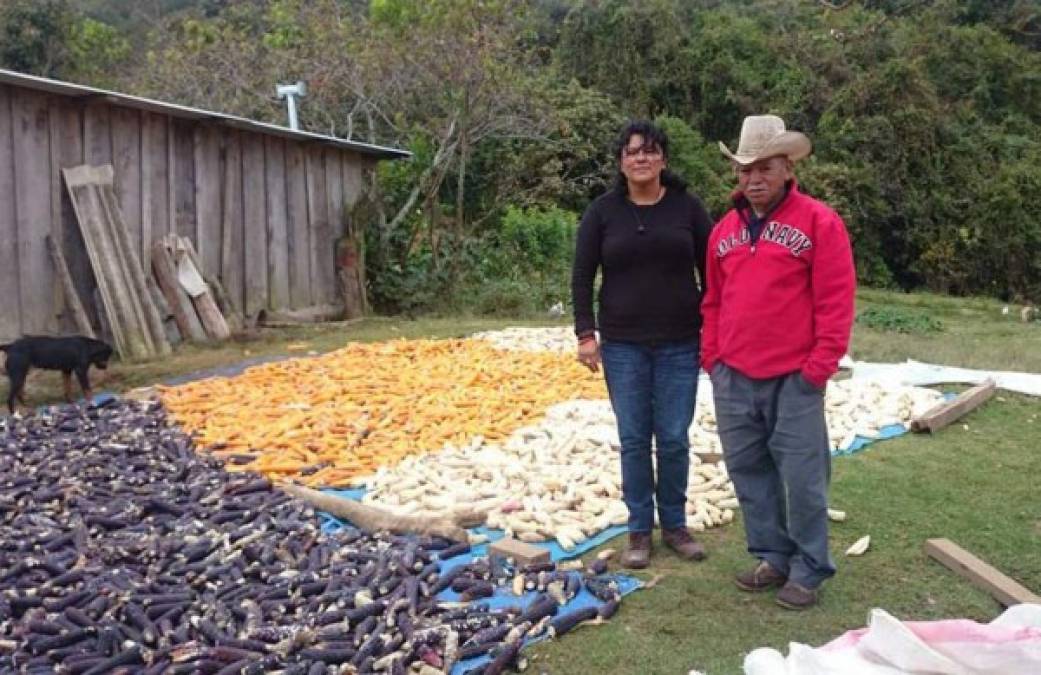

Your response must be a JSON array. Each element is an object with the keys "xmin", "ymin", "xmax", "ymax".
[{"xmin": 822, "ymin": 618, "xmax": 1041, "ymax": 651}]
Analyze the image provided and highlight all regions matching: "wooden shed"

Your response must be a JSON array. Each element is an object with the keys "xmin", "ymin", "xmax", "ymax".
[{"xmin": 0, "ymin": 68, "xmax": 408, "ymax": 343}]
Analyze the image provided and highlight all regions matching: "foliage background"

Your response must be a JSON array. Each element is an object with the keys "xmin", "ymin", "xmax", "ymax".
[{"xmin": 4, "ymin": 0, "xmax": 1041, "ymax": 313}]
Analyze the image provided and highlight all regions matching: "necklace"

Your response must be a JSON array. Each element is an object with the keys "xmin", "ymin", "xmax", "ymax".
[{"xmin": 627, "ymin": 186, "xmax": 665, "ymax": 235}]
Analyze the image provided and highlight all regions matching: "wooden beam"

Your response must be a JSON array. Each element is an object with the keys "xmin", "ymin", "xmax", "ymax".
[
  {"xmin": 911, "ymin": 380, "xmax": 996, "ymax": 433},
  {"xmin": 924, "ymin": 538, "xmax": 1041, "ymax": 607},
  {"xmin": 489, "ymin": 538, "xmax": 551, "ymax": 567},
  {"xmin": 174, "ymin": 235, "xmax": 230, "ymax": 340},
  {"xmin": 46, "ymin": 235, "xmax": 95, "ymax": 338},
  {"xmin": 151, "ymin": 237, "xmax": 206, "ymax": 342},
  {"xmin": 177, "ymin": 234, "xmax": 241, "ymax": 334}
]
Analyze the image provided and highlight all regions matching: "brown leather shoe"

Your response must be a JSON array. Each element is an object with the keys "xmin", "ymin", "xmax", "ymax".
[
  {"xmin": 661, "ymin": 527, "xmax": 706, "ymax": 561},
  {"xmin": 620, "ymin": 532, "xmax": 652, "ymax": 569},
  {"xmin": 776, "ymin": 581, "xmax": 819, "ymax": 610},
  {"xmin": 734, "ymin": 560, "xmax": 787, "ymax": 592}
]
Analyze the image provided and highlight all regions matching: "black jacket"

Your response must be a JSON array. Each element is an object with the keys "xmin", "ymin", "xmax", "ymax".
[{"xmin": 571, "ymin": 188, "xmax": 712, "ymax": 344}]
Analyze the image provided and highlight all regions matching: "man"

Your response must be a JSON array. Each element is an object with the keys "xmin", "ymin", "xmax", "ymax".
[{"xmin": 701, "ymin": 115, "xmax": 855, "ymax": 610}]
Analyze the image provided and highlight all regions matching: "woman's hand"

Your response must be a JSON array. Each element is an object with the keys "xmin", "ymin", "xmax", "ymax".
[{"xmin": 577, "ymin": 338, "xmax": 601, "ymax": 372}]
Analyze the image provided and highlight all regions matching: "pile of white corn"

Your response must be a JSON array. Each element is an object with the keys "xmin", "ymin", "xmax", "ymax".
[
  {"xmin": 472, "ymin": 326, "xmax": 579, "ymax": 353},
  {"xmin": 362, "ymin": 399, "xmax": 736, "ymax": 550}
]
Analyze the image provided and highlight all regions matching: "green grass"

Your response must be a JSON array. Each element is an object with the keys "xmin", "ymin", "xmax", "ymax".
[
  {"xmin": 853, "ymin": 288, "xmax": 1041, "ymax": 371},
  {"xmin": 4, "ymin": 289, "xmax": 1040, "ymax": 674},
  {"xmin": 536, "ymin": 289, "xmax": 1041, "ymax": 674}
]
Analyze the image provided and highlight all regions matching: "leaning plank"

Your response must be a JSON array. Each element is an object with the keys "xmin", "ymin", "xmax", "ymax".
[
  {"xmin": 63, "ymin": 164, "xmax": 170, "ymax": 359},
  {"xmin": 174, "ymin": 236, "xmax": 230, "ymax": 340},
  {"xmin": 151, "ymin": 238, "xmax": 206, "ymax": 342},
  {"xmin": 924, "ymin": 538, "xmax": 1041, "ymax": 607},
  {"xmin": 97, "ymin": 176, "xmax": 162, "ymax": 353},
  {"xmin": 46, "ymin": 235, "xmax": 95, "ymax": 338},
  {"xmin": 177, "ymin": 235, "xmax": 241, "ymax": 334},
  {"xmin": 96, "ymin": 170, "xmax": 171, "ymax": 356},
  {"xmin": 65, "ymin": 168, "xmax": 139, "ymax": 358},
  {"xmin": 279, "ymin": 483, "xmax": 467, "ymax": 542},
  {"xmin": 910, "ymin": 380, "xmax": 996, "ymax": 433}
]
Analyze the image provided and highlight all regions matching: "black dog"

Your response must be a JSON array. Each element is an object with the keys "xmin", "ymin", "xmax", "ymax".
[{"xmin": 1, "ymin": 336, "xmax": 113, "ymax": 413}]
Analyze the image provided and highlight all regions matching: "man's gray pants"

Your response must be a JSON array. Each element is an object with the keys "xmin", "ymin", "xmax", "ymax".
[{"xmin": 711, "ymin": 363, "xmax": 836, "ymax": 588}]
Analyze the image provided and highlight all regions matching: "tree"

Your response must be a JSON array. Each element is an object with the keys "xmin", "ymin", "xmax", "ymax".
[{"xmin": 0, "ymin": 0, "xmax": 73, "ymax": 77}]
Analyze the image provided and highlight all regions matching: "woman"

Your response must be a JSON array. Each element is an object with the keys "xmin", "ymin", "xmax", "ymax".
[{"xmin": 571, "ymin": 120, "xmax": 712, "ymax": 568}]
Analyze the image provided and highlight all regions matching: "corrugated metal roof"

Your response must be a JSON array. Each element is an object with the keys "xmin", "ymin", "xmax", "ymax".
[{"xmin": 0, "ymin": 68, "xmax": 410, "ymax": 160}]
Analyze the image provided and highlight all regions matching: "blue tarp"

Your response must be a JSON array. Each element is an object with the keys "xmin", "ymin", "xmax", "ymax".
[
  {"xmin": 316, "ymin": 490, "xmax": 640, "ymax": 675},
  {"xmin": 446, "ymin": 573, "xmax": 641, "ymax": 674},
  {"xmin": 832, "ymin": 392, "xmax": 956, "ymax": 457}
]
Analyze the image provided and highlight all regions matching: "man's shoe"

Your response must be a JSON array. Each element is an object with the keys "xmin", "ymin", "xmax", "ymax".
[
  {"xmin": 661, "ymin": 527, "xmax": 706, "ymax": 561},
  {"xmin": 734, "ymin": 560, "xmax": 787, "ymax": 592},
  {"xmin": 775, "ymin": 581, "xmax": 819, "ymax": 610},
  {"xmin": 620, "ymin": 532, "xmax": 652, "ymax": 569}
]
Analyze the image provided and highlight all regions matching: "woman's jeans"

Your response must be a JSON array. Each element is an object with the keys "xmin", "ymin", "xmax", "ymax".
[{"xmin": 600, "ymin": 338, "xmax": 699, "ymax": 533}]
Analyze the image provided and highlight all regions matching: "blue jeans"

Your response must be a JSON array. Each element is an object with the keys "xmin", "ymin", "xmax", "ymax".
[{"xmin": 600, "ymin": 339, "xmax": 699, "ymax": 533}]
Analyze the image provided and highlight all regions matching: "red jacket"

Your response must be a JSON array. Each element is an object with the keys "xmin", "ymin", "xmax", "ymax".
[{"xmin": 701, "ymin": 183, "xmax": 855, "ymax": 388}]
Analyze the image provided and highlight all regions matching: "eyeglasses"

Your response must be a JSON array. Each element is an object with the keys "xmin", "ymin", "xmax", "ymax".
[{"xmin": 622, "ymin": 145, "xmax": 663, "ymax": 158}]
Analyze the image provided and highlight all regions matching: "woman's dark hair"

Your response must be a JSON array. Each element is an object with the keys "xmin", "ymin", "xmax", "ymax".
[{"xmin": 612, "ymin": 119, "xmax": 688, "ymax": 195}]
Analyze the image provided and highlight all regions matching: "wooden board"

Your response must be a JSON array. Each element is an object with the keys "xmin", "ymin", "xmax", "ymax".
[
  {"xmin": 46, "ymin": 235, "xmax": 94, "ymax": 338},
  {"xmin": 12, "ymin": 90, "xmax": 55, "ymax": 334},
  {"xmin": 489, "ymin": 537, "xmax": 551, "ymax": 566},
  {"xmin": 340, "ymin": 154, "xmax": 369, "ymax": 316},
  {"xmin": 241, "ymin": 135, "xmax": 268, "ymax": 316},
  {"xmin": 265, "ymin": 136, "xmax": 290, "ymax": 310},
  {"xmin": 324, "ymin": 148, "xmax": 345, "ymax": 306},
  {"xmin": 51, "ymin": 103, "xmax": 92, "ymax": 331},
  {"xmin": 342, "ymin": 153, "xmax": 366, "ymax": 207},
  {"xmin": 47, "ymin": 99, "xmax": 65, "ymax": 328},
  {"xmin": 63, "ymin": 164, "xmax": 170, "ymax": 359},
  {"xmin": 151, "ymin": 237, "xmax": 206, "ymax": 342},
  {"xmin": 84, "ymin": 104, "xmax": 112, "ymax": 167},
  {"xmin": 172, "ymin": 120, "xmax": 196, "ymax": 241},
  {"xmin": 925, "ymin": 538, "xmax": 1041, "ymax": 607},
  {"xmin": 220, "ymin": 132, "xmax": 245, "ymax": 313},
  {"xmin": 111, "ymin": 107, "xmax": 143, "ymax": 265},
  {"xmin": 142, "ymin": 112, "xmax": 170, "ymax": 250},
  {"xmin": 176, "ymin": 235, "xmax": 230, "ymax": 340},
  {"xmin": 911, "ymin": 380, "xmax": 996, "ymax": 433},
  {"xmin": 97, "ymin": 167, "xmax": 171, "ymax": 356},
  {"xmin": 305, "ymin": 146, "xmax": 330, "ymax": 307},
  {"xmin": 285, "ymin": 142, "xmax": 311, "ymax": 307},
  {"xmin": 166, "ymin": 117, "xmax": 176, "ymax": 242},
  {"xmin": 0, "ymin": 85, "xmax": 20, "ymax": 341},
  {"xmin": 193, "ymin": 125, "xmax": 222, "ymax": 277}
]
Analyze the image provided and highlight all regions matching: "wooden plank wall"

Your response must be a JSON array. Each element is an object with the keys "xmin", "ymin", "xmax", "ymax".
[{"xmin": 0, "ymin": 82, "xmax": 371, "ymax": 342}]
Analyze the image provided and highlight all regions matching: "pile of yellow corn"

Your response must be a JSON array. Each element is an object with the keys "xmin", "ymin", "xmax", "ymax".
[{"xmin": 160, "ymin": 339, "xmax": 604, "ymax": 486}]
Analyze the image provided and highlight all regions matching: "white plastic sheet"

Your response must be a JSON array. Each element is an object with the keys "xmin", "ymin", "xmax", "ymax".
[
  {"xmin": 850, "ymin": 359, "xmax": 1041, "ymax": 397},
  {"xmin": 744, "ymin": 604, "xmax": 1041, "ymax": 675}
]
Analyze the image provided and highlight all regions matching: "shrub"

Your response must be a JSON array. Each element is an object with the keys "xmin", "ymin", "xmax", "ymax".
[{"xmin": 856, "ymin": 307, "xmax": 943, "ymax": 334}]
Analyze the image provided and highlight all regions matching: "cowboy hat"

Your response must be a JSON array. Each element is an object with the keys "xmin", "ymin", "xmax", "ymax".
[{"xmin": 719, "ymin": 115, "xmax": 812, "ymax": 165}]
